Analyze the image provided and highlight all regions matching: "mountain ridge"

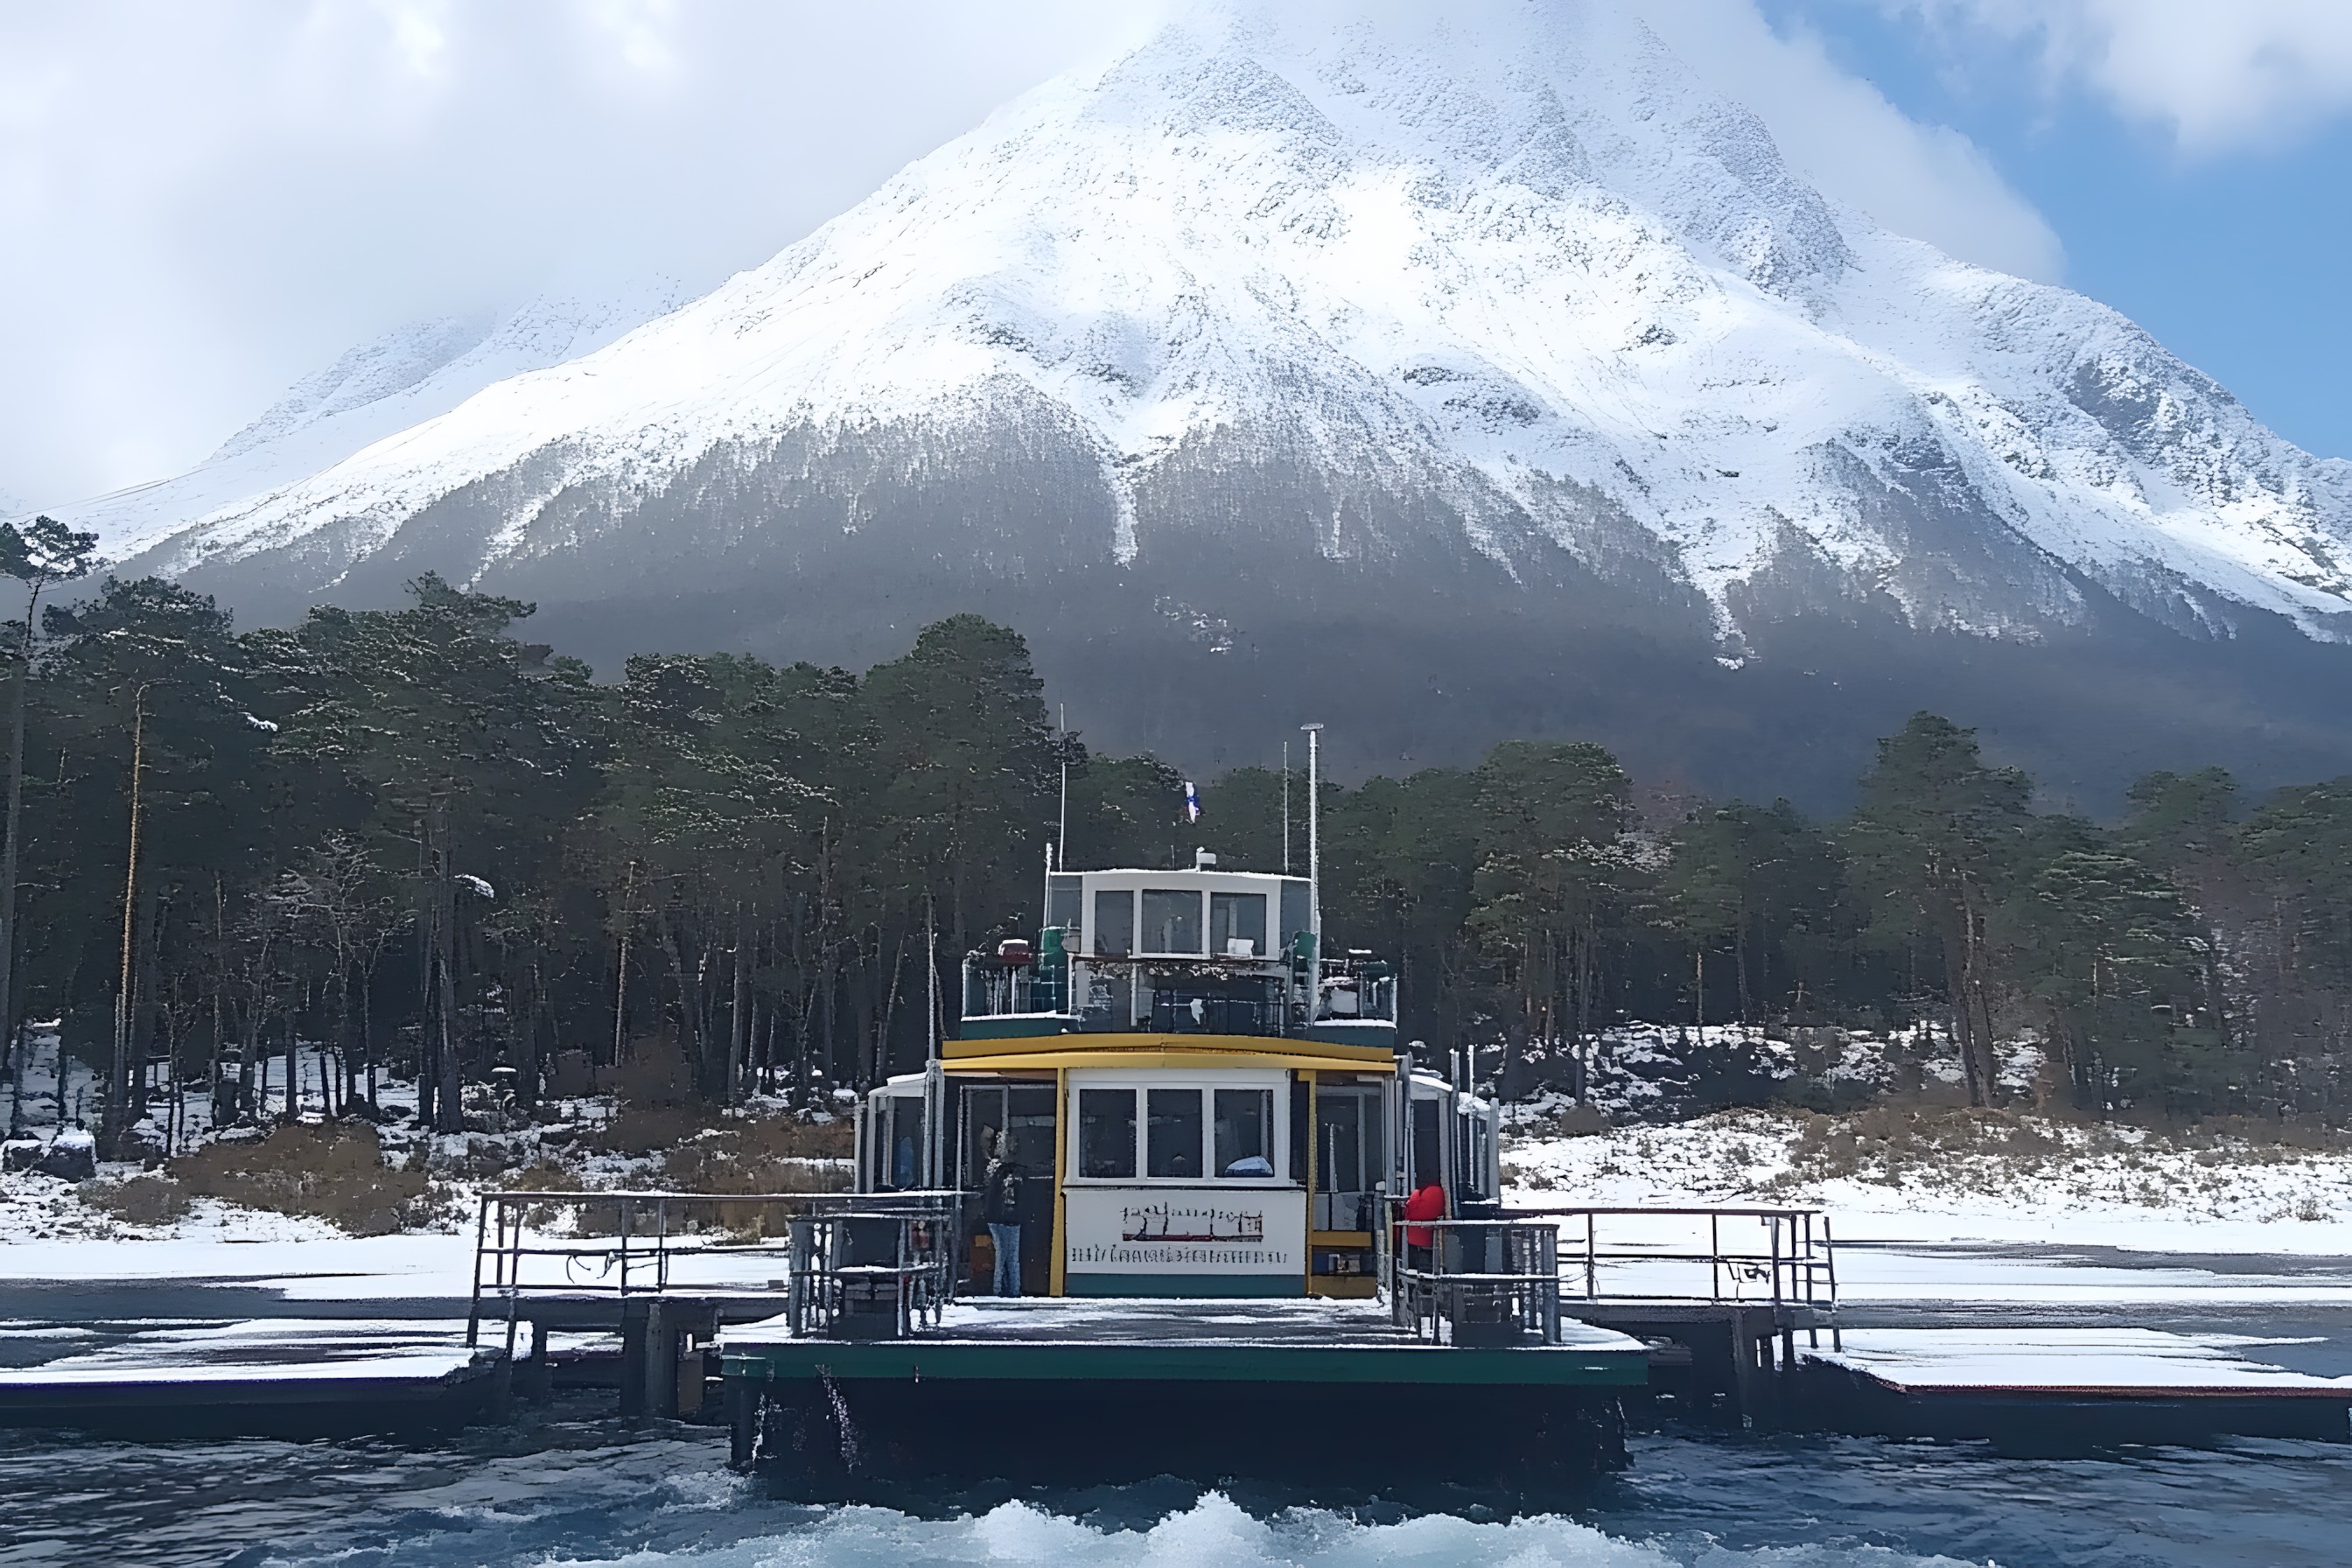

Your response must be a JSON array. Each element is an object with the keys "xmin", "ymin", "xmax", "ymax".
[{"xmin": 45, "ymin": 0, "xmax": 2352, "ymax": 802}]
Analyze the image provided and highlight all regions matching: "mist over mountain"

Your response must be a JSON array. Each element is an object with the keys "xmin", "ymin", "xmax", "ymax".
[
  {"xmin": 69, "ymin": 2, "xmax": 2352, "ymax": 806},
  {"xmin": 32, "ymin": 280, "xmax": 690, "ymax": 554}
]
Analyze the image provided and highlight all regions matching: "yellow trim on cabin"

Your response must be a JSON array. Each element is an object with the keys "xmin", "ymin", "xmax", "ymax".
[
  {"xmin": 1311, "ymin": 1230, "xmax": 1373, "ymax": 1249},
  {"xmin": 1047, "ymin": 1067, "xmax": 1068, "ymax": 1298},
  {"xmin": 949, "ymin": 1049, "xmax": 1384, "ymax": 1074},
  {"xmin": 942, "ymin": 1032, "xmax": 1394, "ymax": 1076},
  {"xmin": 1304, "ymin": 1071, "xmax": 1318, "ymax": 1292}
]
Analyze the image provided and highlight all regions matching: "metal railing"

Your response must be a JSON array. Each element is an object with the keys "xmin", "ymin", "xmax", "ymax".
[
  {"xmin": 1381, "ymin": 1205, "xmax": 1564, "ymax": 1345},
  {"xmin": 1522, "ymin": 1205, "xmax": 1838, "ymax": 1321},
  {"xmin": 1375, "ymin": 1201, "xmax": 1838, "ymax": 1347},
  {"xmin": 467, "ymin": 1188, "xmax": 963, "ymax": 1348},
  {"xmin": 778, "ymin": 1205, "xmax": 959, "ymax": 1340}
]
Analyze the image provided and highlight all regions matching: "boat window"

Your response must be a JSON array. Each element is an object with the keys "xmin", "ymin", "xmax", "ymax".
[
  {"xmin": 1280, "ymin": 880, "xmax": 1312, "ymax": 948},
  {"xmin": 1214, "ymin": 1088, "xmax": 1273, "ymax": 1177},
  {"xmin": 1047, "ymin": 874, "xmax": 1083, "ymax": 940},
  {"xmin": 1140, "ymin": 889, "xmax": 1203, "ymax": 955},
  {"xmin": 1077, "ymin": 1088, "xmax": 1136, "ymax": 1179},
  {"xmin": 1458, "ymin": 1108, "xmax": 1493, "ymax": 1202},
  {"xmin": 1005, "ymin": 1083, "xmax": 1057, "ymax": 1169},
  {"xmin": 1317, "ymin": 1092, "xmax": 1362, "ymax": 1192},
  {"xmin": 1092, "ymin": 889, "xmax": 1134, "ymax": 957},
  {"xmin": 1146, "ymin": 1088, "xmax": 1204, "ymax": 1179},
  {"xmin": 1411, "ymin": 1096, "xmax": 1441, "ymax": 1194},
  {"xmin": 962, "ymin": 1085, "xmax": 1007, "ymax": 1186},
  {"xmin": 1209, "ymin": 892, "xmax": 1267, "ymax": 958},
  {"xmin": 889, "ymin": 1096, "xmax": 924, "ymax": 1190}
]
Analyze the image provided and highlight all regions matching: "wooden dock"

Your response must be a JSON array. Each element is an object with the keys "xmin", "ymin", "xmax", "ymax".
[
  {"xmin": 1799, "ymin": 1328, "xmax": 2352, "ymax": 1446},
  {"xmin": 0, "ymin": 1319, "xmax": 511, "ymax": 1437}
]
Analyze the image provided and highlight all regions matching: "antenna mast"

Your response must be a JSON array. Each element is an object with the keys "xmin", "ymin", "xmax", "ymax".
[
  {"xmin": 1282, "ymin": 739, "xmax": 1291, "ymax": 875},
  {"xmin": 1301, "ymin": 723, "xmax": 1323, "ymax": 1009}
]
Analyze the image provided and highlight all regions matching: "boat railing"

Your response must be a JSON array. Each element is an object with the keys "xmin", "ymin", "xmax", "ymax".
[
  {"xmin": 467, "ymin": 1188, "xmax": 964, "ymax": 1347},
  {"xmin": 1377, "ymin": 1201, "xmax": 1838, "ymax": 1343},
  {"xmin": 1516, "ymin": 1204, "xmax": 1839, "ymax": 1325},
  {"xmin": 1380, "ymin": 1207, "xmax": 1565, "ymax": 1346}
]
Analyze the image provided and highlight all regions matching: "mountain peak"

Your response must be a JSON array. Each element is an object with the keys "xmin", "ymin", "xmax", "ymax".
[{"xmin": 60, "ymin": 0, "xmax": 2352, "ymax": 799}]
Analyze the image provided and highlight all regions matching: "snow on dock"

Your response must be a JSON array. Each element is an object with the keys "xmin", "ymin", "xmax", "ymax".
[
  {"xmin": 0, "ymin": 1317, "xmax": 510, "ymax": 1433},
  {"xmin": 1806, "ymin": 1328, "xmax": 2352, "ymax": 1396},
  {"xmin": 0, "ymin": 1317, "xmax": 487, "ymax": 1386},
  {"xmin": 1801, "ymin": 1328, "xmax": 2352, "ymax": 1445}
]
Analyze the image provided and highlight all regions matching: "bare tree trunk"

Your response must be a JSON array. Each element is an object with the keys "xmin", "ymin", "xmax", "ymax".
[
  {"xmin": 611, "ymin": 861, "xmax": 636, "ymax": 1068},
  {"xmin": 660, "ymin": 911, "xmax": 705, "ymax": 1079},
  {"xmin": 1735, "ymin": 895, "xmax": 1753, "ymax": 1029},
  {"xmin": 1694, "ymin": 945, "xmax": 1705, "ymax": 1041},
  {"xmin": 728, "ymin": 902, "xmax": 751, "ymax": 1102},
  {"xmin": 434, "ymin": 872, "xmax": 461, "ymax": 1133},
  {"xmin": 104, "ymin": 688, "xmax": 149, "ymax": 1155}
]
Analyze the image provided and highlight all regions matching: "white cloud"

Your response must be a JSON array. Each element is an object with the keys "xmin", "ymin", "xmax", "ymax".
[
  {"xmin": 0, "ymin": 0, "xmax": 2056, "ymax": 508},
  {"xmin": 1628, "ymin": 0, "xmax": 2064, "ymax": 281},
  {"xmin": 0, "ymin": 2, "xmax": 1165, "ymax": 506},
  {"xmin": 1906, "ymin": 0, "xmax": 2352, "ymax": 150}
]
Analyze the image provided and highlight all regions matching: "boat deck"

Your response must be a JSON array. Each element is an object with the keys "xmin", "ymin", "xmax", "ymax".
[{"xmin": 721, "ymin": 1294, "xmax": 1648, "ymax": 1386}]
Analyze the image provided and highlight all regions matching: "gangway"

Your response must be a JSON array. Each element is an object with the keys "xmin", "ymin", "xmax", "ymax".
[{"xmin": 466, "ymin": 1188, "xmax": 963, "ymax": 1415}]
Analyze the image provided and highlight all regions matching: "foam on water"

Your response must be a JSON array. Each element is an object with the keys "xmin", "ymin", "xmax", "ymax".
[{"xmin": 316, "ymin": 1489, "xmax": 1971, "ymax": 1568}]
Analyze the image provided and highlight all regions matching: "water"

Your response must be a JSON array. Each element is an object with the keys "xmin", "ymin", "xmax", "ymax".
[{"xmin": 3, "ymin": 1402, "xmax": 2346, "ymax": 1568}]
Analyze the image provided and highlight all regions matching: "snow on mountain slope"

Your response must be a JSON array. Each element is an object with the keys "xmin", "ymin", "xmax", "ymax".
[
  {"xmin": 114, "ymin": 1, "xmax": 2352, "ymax": 647},
  {"xmin": 42, "ymin": 280, "xmax": 690, "ymax": 556}
]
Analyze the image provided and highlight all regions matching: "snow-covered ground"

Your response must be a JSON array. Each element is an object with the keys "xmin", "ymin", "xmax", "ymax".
[
  {"xmin": 1503, "ymin": 1105, "xmax": 2352, "ymax": 1325},
  {"xmin": 1504, "ymin": 1105, "xmax": 2352, "ymax": 1255},
  {"xmin": 8, "ymin": 1013, "xmax": 2350, "ymax": 1336}
]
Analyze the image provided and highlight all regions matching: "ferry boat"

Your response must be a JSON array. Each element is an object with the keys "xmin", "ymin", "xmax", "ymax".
[
  {"xmin": 715, "ymin": 742, "xmax": 1648, "ymax": 1482},
  {"xmin": 855, "ymin": 849, "xmax": 1501, "ymax": 1301}
]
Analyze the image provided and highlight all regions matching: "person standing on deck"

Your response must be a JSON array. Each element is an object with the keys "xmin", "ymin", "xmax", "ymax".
[
  {"xmin": 1403, "ymin": 1171, "xmax": 1446, "ymax": 1271},
  {"xmin": 983, "ymin": 1130, "xmax": 1027, "ymax": 1297}
]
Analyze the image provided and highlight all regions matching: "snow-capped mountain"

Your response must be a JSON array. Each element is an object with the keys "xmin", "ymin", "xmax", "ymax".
[
  {"xmin": 97, "ymin": 1, "xmax": 2352, "ymax": 797},
  {"xmin": 45, "ymin": 280, "xmax": 690, "ymax": 556}
]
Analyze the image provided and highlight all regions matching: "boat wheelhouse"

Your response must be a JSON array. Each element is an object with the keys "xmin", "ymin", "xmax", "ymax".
[{"xmin": 857, "ymin": 853, "xmax": 1501, "ymax": 1298}]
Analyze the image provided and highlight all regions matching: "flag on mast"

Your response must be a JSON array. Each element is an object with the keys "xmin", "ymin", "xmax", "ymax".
[{"xmin": 1184, "ymin": 780, "xmax": 1200, "ymax": 823}]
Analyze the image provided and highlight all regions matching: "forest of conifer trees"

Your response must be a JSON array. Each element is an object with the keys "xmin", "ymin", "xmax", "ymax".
[{"xmin": 0, "ymin": 516, "xmax": 2347, "ymax": 1155}]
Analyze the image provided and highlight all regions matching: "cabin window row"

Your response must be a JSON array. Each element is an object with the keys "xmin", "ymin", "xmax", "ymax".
[
  {"xmin": 1074, "ymin": 1086, "xmax": 1276, "ymax": 1180},
  {"xmin": 1062, "ymin": 882, "xmax": 1312, "ymax": 960},
  {"xmin": 1091, "ymin": 890, "xmax": 1270, "ymax": 960}
]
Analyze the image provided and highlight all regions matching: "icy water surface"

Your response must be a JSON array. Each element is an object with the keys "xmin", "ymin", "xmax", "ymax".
[{"xmin": 2, "ymin": 1402, "xmax": 2347, "ymax": 1568}]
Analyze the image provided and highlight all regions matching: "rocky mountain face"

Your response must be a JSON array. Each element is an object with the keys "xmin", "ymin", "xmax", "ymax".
[{"xmin": 80, "ymin": 3, "xmax": 2352, "ymax": 803}]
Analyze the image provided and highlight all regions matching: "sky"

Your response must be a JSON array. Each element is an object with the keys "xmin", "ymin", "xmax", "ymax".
[{"xmin": 3, "ymin": 0, "xmax": 2348, "ymax": 510}]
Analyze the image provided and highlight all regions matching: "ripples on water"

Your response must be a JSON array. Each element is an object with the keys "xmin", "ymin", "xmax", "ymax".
[{"xmin": 2, "ymin": 1401, "xmax": 2346, "ymax": 1568}]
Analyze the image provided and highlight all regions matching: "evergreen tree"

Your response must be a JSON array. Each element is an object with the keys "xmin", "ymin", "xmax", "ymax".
[
  {"xmin": 1465, "ymin": 740, "xmax": 1639, "ymax": 1098},
  {"xmin": 1844, "ymin": 714, "xmax": 2035, "ymax": 1106},
  {"xmin": 0, "ymin": 517, "xmax": 97, "ymax": 1130}
]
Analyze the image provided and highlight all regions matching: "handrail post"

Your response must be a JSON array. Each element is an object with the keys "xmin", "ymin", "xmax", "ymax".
[{"xmin": 466, "ymin": 1193, "xmax": 488, "ymax": 1347}]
